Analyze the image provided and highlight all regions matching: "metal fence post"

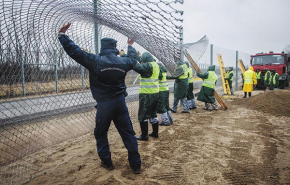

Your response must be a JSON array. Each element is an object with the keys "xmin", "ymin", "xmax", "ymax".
[
  {"xmin": 94, "ymin": 0, "xmax": 99, "ymax": 54},
  {"xmin": 235, "ymin": 50, "xmax": 239, "ymax": 90},
  {"xmin": 131, "ymin": 70, "xmax": 134, "ymax": 84},
  {"xmin": 81, "ymin": 66, "xmax": 84, "ymax": 89},
  {"xmin": 20, "ymin": 45, "xmax": 25, "ymax": 96},
  {"xmin": 179, "ymin": 26, "xmax": 184, "ymax": 61},
  {"xmin": 210, "ymin": 44, "xmax": 213, "ymax": 66},
  {"xmin": 54, "ymin": 49, "xmax": 58, "ymax": 93}
]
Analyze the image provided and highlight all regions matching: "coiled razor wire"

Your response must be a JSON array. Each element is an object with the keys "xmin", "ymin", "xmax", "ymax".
[{"xmin": 0, "ymin": 0, "xmax": 187, "ymax": 184}]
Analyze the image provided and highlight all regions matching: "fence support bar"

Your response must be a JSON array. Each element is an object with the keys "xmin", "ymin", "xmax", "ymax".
[
  {"xmin": 54, "ymin": 49, "xmax": 58, "ymax": 93},
  {"xmin": 20, "ymin": 45, "xmax": 25, "ymax": 96},
  {"xmin": 81, "ymin": 66, "xmax": 85, "ymax": 90},
  {"xmin": 235, "ymin": 50, "xmax": 238, "ymax": 90}
]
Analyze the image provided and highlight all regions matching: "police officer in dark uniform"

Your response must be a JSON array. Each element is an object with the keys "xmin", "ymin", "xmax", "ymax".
[{"xmin": 58, "ymin": 23, "xmax": 141, "ymax": 174}]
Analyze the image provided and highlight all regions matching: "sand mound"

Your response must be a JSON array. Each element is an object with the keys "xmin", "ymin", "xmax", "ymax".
[{"xmin": 232, "ymin": 90, "xmax": 290, "ymax": 117}]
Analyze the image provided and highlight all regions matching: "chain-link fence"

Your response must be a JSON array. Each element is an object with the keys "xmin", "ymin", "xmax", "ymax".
[
  {"xmin": 0, "ymin": 0, "xmax": 185, "ymax": 184},
  {"xmin": 0, "ymin": 0, "xmax": 252, "ymax": 184}
]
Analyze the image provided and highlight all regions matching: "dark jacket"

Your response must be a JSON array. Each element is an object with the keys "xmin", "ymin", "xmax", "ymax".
[{"xmin": 59, "ymin": 35, "xmax": 138, "ymax": 102}]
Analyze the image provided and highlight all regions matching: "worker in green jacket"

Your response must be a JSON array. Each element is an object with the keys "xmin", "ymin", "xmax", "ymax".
[
  {"xmin": 157, "ymin": 63, "xmax": 174, "ymax": 126},
  {"xmin": 264, "ymin": 68, "xmax": 271, "ymax": 91},
  {"xmin": 270, "ymin": 70, "xmax": 279, "ymax": 90},
  {"xmin": 225, "ymin": 66, "xmax": 234, "ymax": 95},
  {"xmin": 197, "ymin": 65, "xmax": 218, "ymax": 111},
  {"xmin": 186, "ymin": 63, "xmax": 196, "ymax": 109},
  {"xmin": 134, "ymin": 52, "xmax": 160, "ymax": 141},
  {"xmin": 167, "ymin": 61, "xmax": 190, "ymax": 113},
  {"xmin": 255, "ymin": 68, "xmax": 262, "ymax": 90}
]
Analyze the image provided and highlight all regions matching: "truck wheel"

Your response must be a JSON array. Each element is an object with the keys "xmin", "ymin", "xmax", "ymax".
[
  {"xmin": 286, "ymin": 77, "xmax": 289, "ymax": 87},
  {"xmin": 279, "ymin": 81, "xmax": 286, "ymax": 89}
]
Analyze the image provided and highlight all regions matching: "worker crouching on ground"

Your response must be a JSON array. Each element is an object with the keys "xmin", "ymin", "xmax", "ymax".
[
  {"xmin": 197, "ymin": 65, "xmax": 218, "ymax": 111},
  {"xmin": 186, "ymin": 62, "xmax": 197, "ymax": 109},
  {"xmin": 58, "ymin": 23, "xmax": 141, "ymax": 174},
  {"xmin": 243, "ymin": 66, "xmax": 257, "ymax": 98},
  {"xmin": 134, "ymin": 52, "xmax": 160, "ymax": 141},
  {"xmin": 225, "ymin": 66, "xmax": 234, "ymax": 95},
  {"xmin": 264, "ymin": 68, "xmax": 271, "ymax": 91},
  {"xmin": 270, "ymin": 70, "xmax": 279, "ymax": 90},
  {"xmin": 255, "ymin": 68, "xmax": 262, "ymax": 90},
  {"xmin": 157, "ymin": 63, "xmax": 174, "ymax": 126},
  {"xmin": 167, "ymin": 60, "xmax": 190, "ymax": 113}
]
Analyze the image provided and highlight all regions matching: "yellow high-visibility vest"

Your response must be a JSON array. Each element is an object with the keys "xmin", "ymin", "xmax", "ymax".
[
  {"xmin": 256, "ymin": 71, "xmax": 261, "ymax": 80},
  {"xmin": 202, "ymin": 71, "xmax": 218, "ymax": 89},
  {"xmin": 226, "ymin": 71, "xmax": 233, "ymax": 81},
  {"xmin": 188, "ymin": 67, "xmax": 193, "ymax": 83},
  {"xmin": 178, "ymin": 64, "xmax": 188, "ymax": 79},
  {"xmin": 264, "ymin": 71, "xmax": 271, "ymax": 82},
  {"xmin": 273, "ymin": 73, "xmax": 278, "ymax": 85},
  {"xmin": 140, "ymin": 62, "xmax": 160, "ymax": 94},
  {"xmin": 159, "ymin": 72, "xmax": 169, "ymax": 91}
]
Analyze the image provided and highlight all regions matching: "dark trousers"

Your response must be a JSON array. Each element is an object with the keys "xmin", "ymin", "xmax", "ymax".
[
  {"xmin": 257, "ymin": 79, "xmax": 262, "ymax": 89},
  {"xmin": 94, "ymin": 95, "xmax": 141, "ymax": 169}
]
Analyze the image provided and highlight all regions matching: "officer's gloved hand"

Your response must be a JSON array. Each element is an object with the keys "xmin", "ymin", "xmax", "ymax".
[{"xmin": 124, "ymin": 91, "xmax": 128, "ymax": 97}]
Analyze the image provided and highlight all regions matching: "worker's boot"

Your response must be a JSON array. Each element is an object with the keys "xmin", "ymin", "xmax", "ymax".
[
  {"xmin": 230, "ymin": 88, "xmax": 234, "ymax": 95},
  {"xmin": 249, "ymin": 92, "xmax": 252, "ymax": 97},
  {"xmin": 149, "ymin": 123, "xmax": 159, "ymax": 138},
  {"xmin": 191, "ymin": 99, "xmax": 197, "ymax": 109},
  {"xmin": 167, "ymin": 111, "xmax": 174, "ymax": 125},
  {"xmin": 181, "ymin": 98, "xmax": 190, "ymax": 113},
  {"xmin": 136, "ymin": 121, "xmax": 148, "ymax": 141},
  {"xmin": 203, "ymin": 103, "xmax": 208, "ymax": 110},
  {"xmin": 207, "ymin": 103, "xmax": 213, "ymax": 111},
  {"xmin": 243, "ymin": 92, "xmax": 247, "ymax": 98},
  {"xmin": 159, "ymin": 113, "xmax": 170, "ymax": 126},
  {"xmin": 212, "ymin": 103, "xmax": 219, "ymax": 110}
]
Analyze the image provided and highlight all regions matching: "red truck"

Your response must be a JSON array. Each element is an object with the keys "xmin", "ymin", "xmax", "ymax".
[{"xmin": 250, "ymin": 51, "xmax": 290, "ymax": 89}]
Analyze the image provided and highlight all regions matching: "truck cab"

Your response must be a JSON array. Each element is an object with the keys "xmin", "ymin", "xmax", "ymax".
[{"xmin": 250, "ymin": 51, "xmax": 290, "ymax": 89}]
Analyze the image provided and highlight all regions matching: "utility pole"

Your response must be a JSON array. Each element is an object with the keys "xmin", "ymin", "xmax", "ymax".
[
  {"xmin": 210, "ymin": 44, "xmax": 213, "ymax": 66},
  {"xmin": 235, "ymin": 51, "xmax": 239, "ymax": 90}
]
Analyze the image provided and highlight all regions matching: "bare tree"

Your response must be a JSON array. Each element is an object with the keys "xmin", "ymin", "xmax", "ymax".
[{"xmin": 284, "ymin": 44, "xmax": 290, "ymax": 55}]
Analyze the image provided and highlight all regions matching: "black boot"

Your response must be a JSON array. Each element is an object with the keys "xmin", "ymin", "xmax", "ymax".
[
  {"xmin": 149, "ymin": 124, "xmax": 158, "ymax": 138},
  {"xmin": 243, "ymin": 92, "xmax": 247, "ymax": 98},
  {"xmin": 249, "ymin": 92, "xmax": 251, "ymax": 97},
  {"xmin": 136, "ymin": 121, "xmax": 148, "ymax": 141}
]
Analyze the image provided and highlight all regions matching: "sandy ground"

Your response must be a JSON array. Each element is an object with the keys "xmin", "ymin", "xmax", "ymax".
[{"xmin": 18, "ymin": 89, "xmax": 290, "ymax": 185}]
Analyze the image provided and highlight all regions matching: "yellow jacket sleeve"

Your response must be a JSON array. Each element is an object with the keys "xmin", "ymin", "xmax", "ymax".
[{"xmin": 253, "ymin": 72, "xmax": 257, "ymax": 85}]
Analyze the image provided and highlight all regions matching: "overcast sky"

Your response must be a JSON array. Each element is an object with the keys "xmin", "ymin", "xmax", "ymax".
[{"xmin": 182, "ymin": 0, "xmax": 290, "ymax": 55}]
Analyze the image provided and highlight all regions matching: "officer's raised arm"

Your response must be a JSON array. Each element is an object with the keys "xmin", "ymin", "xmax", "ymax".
[
  {"xmin": 58, "ymin": 23, "xmax": 98, "ymax": 70},
  {"xmin": 126, "ymin": 38, "xmax": 138, "ymax": 62}
]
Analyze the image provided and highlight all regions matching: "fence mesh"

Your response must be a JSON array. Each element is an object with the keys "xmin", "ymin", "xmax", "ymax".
[
  {"xmin": 0, "ymin": 0, "xmax": 252, "ymax": 184},
  {"xmin": 0, "ymin": 0, "xmax": 185, "ymax": 184}
]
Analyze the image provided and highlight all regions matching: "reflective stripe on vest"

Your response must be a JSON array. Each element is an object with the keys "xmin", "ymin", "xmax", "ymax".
[
  {"xmin": 139, "ymin": 62, "xmax": 160, "ymax": 94},
  {"xmin": 256, "ymin": 71, "xmax": 261, "ymax": 79},
  {"xmin": 273, "ymin": 73, "xmax": 278, "ymax": 85},
  {"xmin": 178, "ymin": 64, "xmax": 188, "ymax": 79},
  {"xmin": 226, "ymin": 71, "xmax": 233, "ymax": 81},
  {"xmin": 244, "ymin": 70, "xmax": 254, "ymax": 85},
  {"xmin": 264, "ymin": 71, "xmax": 271, "ymax": 81},
  {"xmin": 159, "ymin": 72, "xmax": 169, "ymax": 91},
  {"xmin": 188, "ymin": 67, "xmax": 193, "ymax": 83},
  {"xmin": 202, "ymin": 71, "xmax": 218, "ymax": 89}
]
